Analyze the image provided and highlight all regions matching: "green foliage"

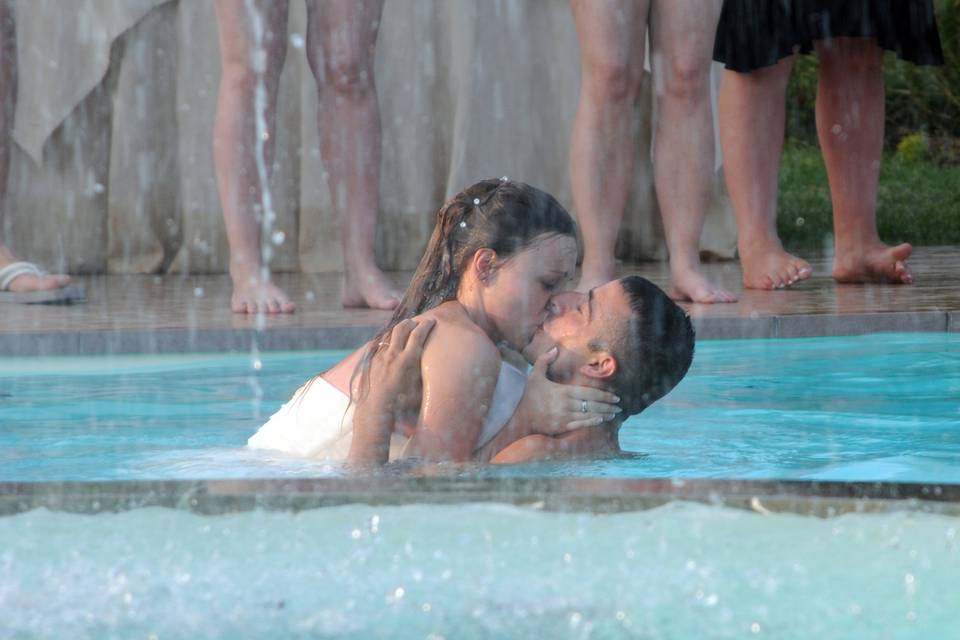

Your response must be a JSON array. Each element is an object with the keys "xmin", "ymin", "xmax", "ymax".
[
  {"xmin": 777, "ymin": 144, "xmax": 960, "ymax": 251},
  {"xmin": 896, "ymin": 132, "xmax": 929, "ymax": 162},
  {"xmin": 785, "ymin": 0, "xmax": 960, "ymax": 157}
]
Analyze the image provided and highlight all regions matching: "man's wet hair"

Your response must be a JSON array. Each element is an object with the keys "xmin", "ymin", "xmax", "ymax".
[{"xmin": 602, "ymin": 276, "xmax": 695, "ymax": 417}]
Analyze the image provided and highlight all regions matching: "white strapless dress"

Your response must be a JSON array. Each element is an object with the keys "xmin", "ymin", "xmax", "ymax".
[{"xmin": 247, "ymin": 362, "xmax": 527, "ymax": 461}]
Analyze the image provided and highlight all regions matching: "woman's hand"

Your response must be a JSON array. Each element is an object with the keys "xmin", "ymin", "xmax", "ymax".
[
  {"xmin": 348, "ymin": 318, "xmax": 436, "ymax": 465},
  {"xmin": 516, "ymin": 347, "xmax": 621, "ymax": 436}
]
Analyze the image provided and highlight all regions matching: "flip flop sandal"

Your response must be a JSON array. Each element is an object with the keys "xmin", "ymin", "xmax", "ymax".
[{"xmin": 0, "ymin": 261, "xmax": 86, "ymax": 304}]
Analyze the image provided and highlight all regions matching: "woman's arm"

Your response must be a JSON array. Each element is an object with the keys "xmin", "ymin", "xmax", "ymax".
[
  {"xmin": 347, "ymin": 319, "xmax": 435, "ymax": 465},
  {"xmin": 400, "ymin": 326, "xmax": 502, "ymax": 463},
  {"xmin": 473, "ymin": 347, "xmax": 621, "ymax": 462}
]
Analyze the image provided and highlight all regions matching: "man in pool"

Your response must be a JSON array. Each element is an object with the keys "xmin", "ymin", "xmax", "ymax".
[{"xmin": 353, "ymin": 275, "xmax": 695, "ymax": 464}]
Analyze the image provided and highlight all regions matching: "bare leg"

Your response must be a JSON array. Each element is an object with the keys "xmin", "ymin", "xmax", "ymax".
[
  {"xmin": 650, "ymin": 0, "xmax": 735, "ymax": 303},
  {"xmin": 306, "ymin": 0, "xmax": 399, "ymax": 310},
  {"xmin": 0, "ymin": 0, "xmax": 70, "ymax": 292},
  {"xmin": 816, "ymin": 38, "xmax": 911, "ymax": 284},
  {"xmin": 719, "ymin": 56, "xmax": 812, "ymax": 289},
  {"xmin": 569, "ymin": 0, "xmax": 649, "ymax": 291},
  {"xmin": 213, "ymin": 0, "xmax": 295, "ymax": 314}
]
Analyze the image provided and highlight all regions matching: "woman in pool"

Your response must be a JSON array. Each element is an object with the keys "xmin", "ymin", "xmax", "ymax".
[{"xmin": 249, "ymin": 178, "xmax": 621, "ymax": 463}]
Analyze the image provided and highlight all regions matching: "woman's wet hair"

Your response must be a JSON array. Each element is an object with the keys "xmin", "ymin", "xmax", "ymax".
[{"xmin": 351, "ymin": 177, "xmax": 576, "ymax": 403}]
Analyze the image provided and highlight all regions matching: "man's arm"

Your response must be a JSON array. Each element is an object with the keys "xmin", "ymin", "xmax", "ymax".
[
  {"xmin": 490, "ymin": 425, "xmax": 620, "ymax": 464},
  {"xmin": 474, "ymin": 348, "xmax": 621, "ymax": 463}
]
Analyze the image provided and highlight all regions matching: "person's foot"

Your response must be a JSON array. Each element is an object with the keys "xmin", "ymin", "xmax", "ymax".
[
  {"xmin": 832, "ymin": 241, "xmax": 913, "ymax": 284},
  {"xmin": 739, "ymin": 242, "xmax": 812, "ymax": 290},
  {"xmin": 669, "ymin": 266, "xmax": 737, "ymax": 304},
  {"xmin": 341, "ymin": 263, "xmax": 400, "ymax": 310},
  {"xmin": 0, "ymin": 249, "xmax": 72, "ymax": 292},
  {"xmin": 576, "ymin": 259, "xmax": 617, "ymax": 292},
  {"xmin": 230, "ymin": 271, "xmax": 296, "ymax": 314}
]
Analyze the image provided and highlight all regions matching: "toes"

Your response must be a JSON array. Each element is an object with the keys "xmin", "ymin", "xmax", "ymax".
[
  {"xmin": 718, "ymin": 289, "xmax": 738, "ymax": 303},
  {"xmin": 891, "ymin": 243, "xmax": 913, "ymax": 262},
  {"xmin": 281, "ymin": 300, "xmax": 296, "ymax": 313},
  {"xmin": 895, "ymin": 260, "xmax": 913, "ymax": 284}
]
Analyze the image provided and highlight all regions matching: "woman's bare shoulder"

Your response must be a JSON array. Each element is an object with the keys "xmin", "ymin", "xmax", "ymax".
[{"xmin": 418, "ymin": 303, "xmax": 501, "ymax": 377}]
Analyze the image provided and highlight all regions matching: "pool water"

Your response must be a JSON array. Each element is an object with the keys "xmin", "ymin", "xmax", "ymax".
[
  {"xmin": 2, "ymin": 502, "xmax": 958, "ymax": 639},
  {"xmin": 1, "ymin": 332, "xmax": 958, "ymax": 482}
]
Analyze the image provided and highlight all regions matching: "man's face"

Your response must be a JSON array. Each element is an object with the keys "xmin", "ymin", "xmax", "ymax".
[{"xmin": 522, "ymin": 279, "xmax": 632, "ymax": 383}]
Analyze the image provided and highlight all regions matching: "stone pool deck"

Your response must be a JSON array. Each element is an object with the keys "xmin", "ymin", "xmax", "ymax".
[{"xmin": 1, "ymin": 246, "xmax": 958, "ymax": 356}]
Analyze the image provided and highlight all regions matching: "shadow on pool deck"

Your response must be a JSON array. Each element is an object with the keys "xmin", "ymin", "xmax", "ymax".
[{"xmin": 1, "ymin": 246, "xmax": 957, "ymax": 355}]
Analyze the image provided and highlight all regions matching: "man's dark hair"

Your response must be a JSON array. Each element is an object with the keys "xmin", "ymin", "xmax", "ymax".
[{"xmin": 601, "ymin": 276, "xmax": 695, "ymax": 416}]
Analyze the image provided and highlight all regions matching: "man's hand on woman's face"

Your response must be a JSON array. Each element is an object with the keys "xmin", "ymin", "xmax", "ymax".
[{"xmin": 517, "ymin": 346, "xmax": 621, "ymax": 436}]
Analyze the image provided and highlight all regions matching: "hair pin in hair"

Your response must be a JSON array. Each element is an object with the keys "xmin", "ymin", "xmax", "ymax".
[{"xmin": 473, "ymin": 198, "xmax": 481, "ymax": 205}]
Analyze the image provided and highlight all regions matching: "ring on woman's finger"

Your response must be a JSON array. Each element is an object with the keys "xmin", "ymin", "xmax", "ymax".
[{"xmin": 581, "ymin": 400, "xmax": 588, "ymax": 414}]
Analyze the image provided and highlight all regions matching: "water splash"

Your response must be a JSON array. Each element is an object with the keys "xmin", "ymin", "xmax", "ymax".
[{"xmin": 244, "ymin": 0, "xmax": 276, "ymax": 381}]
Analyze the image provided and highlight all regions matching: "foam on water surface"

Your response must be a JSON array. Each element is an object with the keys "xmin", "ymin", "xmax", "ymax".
[{"xmin": 1, "ymin": 502, "xmax": 958, "ymax": 639}]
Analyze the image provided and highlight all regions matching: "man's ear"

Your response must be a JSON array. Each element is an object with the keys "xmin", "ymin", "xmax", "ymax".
[
  {"xmin": 579, "ymin": 350, "xmax": 617, "ymax": 381},
  {"xmin": 471, "ymin": 248, "xmax": 498, "ymax": 285}
]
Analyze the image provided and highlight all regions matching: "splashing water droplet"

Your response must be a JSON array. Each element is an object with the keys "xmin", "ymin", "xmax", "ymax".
[
  {"xmin": 272, "ymin": 231, "xmax": 286, "ymax": 245},
  {"xmin": 92, "ymin": 182, "xmax": 105, "ymax": 195},
  {"xmin": 305, "ymin": 290, "xmax": 315, "ymax": 301},
  {"xmin": 289, "ymin": 33, "xmax": 304, "ymax": 49},
  {"xmin": 252, "ymin": 359, "xmax": 262, "ymax": 371},
  {"xmin": 193, "ymin": 287, "xmax": 204, "ymax": 298}
]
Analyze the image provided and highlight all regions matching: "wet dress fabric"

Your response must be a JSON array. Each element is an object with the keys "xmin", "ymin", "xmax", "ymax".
[
  {"xmin": 247, "ymin": 362, "xmax": 527, "ymax": 461},
  {"xmin": 713, "ymin": 0, "xmax": 945, "ymax": 71}
]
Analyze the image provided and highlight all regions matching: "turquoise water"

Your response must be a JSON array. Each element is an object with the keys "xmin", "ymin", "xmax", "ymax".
[
  {"xmin": 1, "ymin": 332, "xmax": 958, "ymax": 482},
  {"xmin": 2, "ymin": 502, "xmax": 958, "ymax": 639}
]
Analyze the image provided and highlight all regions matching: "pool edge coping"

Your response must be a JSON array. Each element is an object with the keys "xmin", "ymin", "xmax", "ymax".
[
  {"xmin": 1, "ymin": 309, "xmax": 956, "ymax": 355},
  {"xmin": 4, "ymin": 477, "xmax": 959, "ymax": 518}
]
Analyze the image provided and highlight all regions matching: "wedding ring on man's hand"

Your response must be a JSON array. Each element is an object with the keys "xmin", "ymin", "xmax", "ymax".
[{"xmin": 581, "ymin": 400, "xmax": 588, "ymax": 414}]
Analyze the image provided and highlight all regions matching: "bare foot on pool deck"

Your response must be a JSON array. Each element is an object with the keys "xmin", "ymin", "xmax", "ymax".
[
  {"xmin": 833, "ymin": 241, "xmax": 913, "ymax": 285},
  {"xmin": 739, "ymin": 243, "xmax": 812, "ymax": 290},
  {"xmin": 230, "ymin": 272, "xmax": 296, "ymax": 314},
  {"xmin": 341, "ymin": 264, "xmax": 400, "ymax": 310},
  {"xmin": 669, "ymin": 266, "xmax": 737, "ymax": 304}
]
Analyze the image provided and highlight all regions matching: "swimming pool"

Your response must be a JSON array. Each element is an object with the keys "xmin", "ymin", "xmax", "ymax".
[
  {"xmin": 2, "ymin": 332, "xmax": 959, "ymax": 638},
  {"xmin": 1, "ymin": 332, "xmax": 958, "ymax": 482},
  {"xmin": 1, "ymin": 496, "xmax": 958, "ymax": 638}
]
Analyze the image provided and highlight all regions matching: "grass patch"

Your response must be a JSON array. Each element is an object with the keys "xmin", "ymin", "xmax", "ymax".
[{"xmin": 777, "ymin": 143, "xmax": 960, "ymax": 252}]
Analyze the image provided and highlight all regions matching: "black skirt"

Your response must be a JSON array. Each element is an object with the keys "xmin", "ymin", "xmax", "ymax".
[{"xmin": 713, "ymin": 0, "xmax": 945, "ymax": 71}]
